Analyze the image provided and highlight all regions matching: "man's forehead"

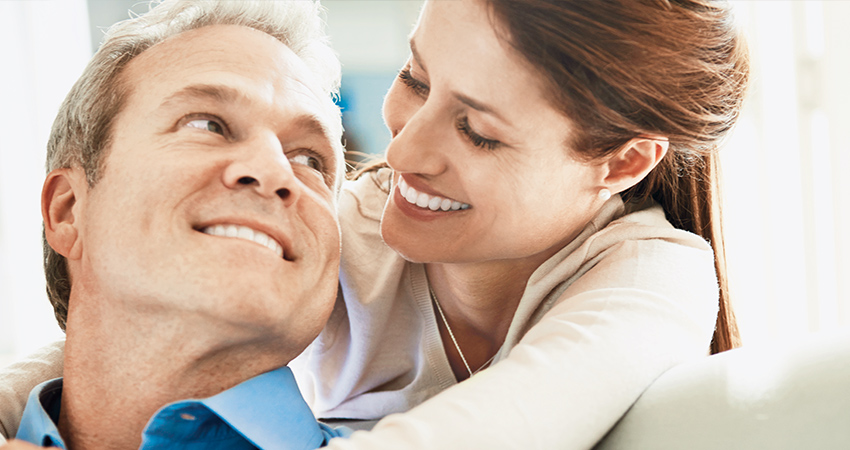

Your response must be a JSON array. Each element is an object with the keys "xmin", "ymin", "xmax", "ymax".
[
  {"xmin": 121, "ymin": 25, "xmax": 339, "ymax": 133},
  {"xmin": 125, "ymin": 25, "xmax": 308, "ymax": 92}
]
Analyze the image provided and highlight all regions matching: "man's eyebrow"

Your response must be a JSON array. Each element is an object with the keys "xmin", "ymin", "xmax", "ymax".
[
  {"xmin": 290, "ymin": 114, "xmax": 336, "ymax": 147},
  {"xmin": 411, "ymin": 37, "xmax": 506, "ymax": 123},
  {"xmin": 159, "ymin": 84, "xmax": 247, "ymax": 110}
]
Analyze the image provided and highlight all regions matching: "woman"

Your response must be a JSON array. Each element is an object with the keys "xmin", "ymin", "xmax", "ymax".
[
  {"xmin": 298, "ymin": 0, "xmax": 747, "ymax": 448},
  {"xmin": 2, "ymin": 0, "xmax": 747, "ymax": 448}
]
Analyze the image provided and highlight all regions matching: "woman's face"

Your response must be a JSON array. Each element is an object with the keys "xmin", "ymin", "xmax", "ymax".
[{"xmin": 380, "ymin": 0, "xmax": 606, "ymax": 267}]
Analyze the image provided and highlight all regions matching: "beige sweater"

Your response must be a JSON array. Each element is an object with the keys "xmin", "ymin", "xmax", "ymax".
[
  {"xmin": 1, "ymin": 169, "xmax": 719, "ymax": 449},
  {"xmin": 294, "ymin": 169, "xmax": 720, "ymax": 449}
]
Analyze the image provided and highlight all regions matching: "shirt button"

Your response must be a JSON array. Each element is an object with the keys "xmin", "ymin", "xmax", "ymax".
[{"xmin": 180, "ymin": 413, "xmax": 197, "ymax": 421}]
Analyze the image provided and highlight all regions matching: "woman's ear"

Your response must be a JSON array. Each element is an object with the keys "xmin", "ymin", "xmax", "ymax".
[
  {"xmin": 42, "ymin": 167, "xmax": 87, "ymax": 260},
  {"xmin": 602, "ymin": 137, "xmax": 669, "ymax": 194}
]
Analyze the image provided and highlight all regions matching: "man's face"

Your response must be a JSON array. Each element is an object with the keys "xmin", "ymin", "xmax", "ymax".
[{"xmin": 72, "ymin": 25, "xmax": 341, "ymax": 351}]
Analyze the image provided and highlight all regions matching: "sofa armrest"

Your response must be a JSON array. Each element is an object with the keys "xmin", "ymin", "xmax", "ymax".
[{"xmin": 595, "ymin": 330, "xmax": 850, "ymax": 449}]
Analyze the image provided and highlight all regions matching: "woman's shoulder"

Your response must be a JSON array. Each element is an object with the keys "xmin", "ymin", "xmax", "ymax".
[
  {"xmin": 338, "ymin": 166, "xmax": 401, "ymax": 268},
  {"xmin": 340, "ymin": 166, "xmax": 392, "ymax": 224},
  {"xmin": 569, "ymin": 199, "xmax": 719, "ymax": 319},
  {"xmin": 601, "ymin": 198, "xmax": 712, "ymax": 253},
  {"xmin": 584, "ymin": 199, "xmax": 717, "ymax": 289},
  {"xmin": 544, "ymin": 197, "xmax": 712, "ymax": 279},
  {"xmin": 512, "ymin": 198, "xmax": 719, "ymax": 352}
]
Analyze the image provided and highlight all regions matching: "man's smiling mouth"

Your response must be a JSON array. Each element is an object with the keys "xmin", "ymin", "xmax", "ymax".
[{"xmin": 200, "ymin": 224, "xmax": 288, "ymax": 260}]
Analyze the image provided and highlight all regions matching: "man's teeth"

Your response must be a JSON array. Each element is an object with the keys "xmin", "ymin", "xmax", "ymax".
[
  {"xmin": 201, "ymin": 224, "xmax": 284, "ymax": 258},
  {"xmin": 398, "ymin": 178, "xmax": 469, "ymax": 212}
]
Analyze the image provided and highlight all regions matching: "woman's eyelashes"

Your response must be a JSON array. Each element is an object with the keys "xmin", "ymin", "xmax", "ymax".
[
  {"xmin": 398, "ymin": 67, "xmax": 429, "ymax": 98},
  {"xmin": 457, "ymin": 116, "xmax": 501, "ymax": 150},
  {"xmin": 398, "ymin": 67, "xmax": 501, "ymax": 151}
]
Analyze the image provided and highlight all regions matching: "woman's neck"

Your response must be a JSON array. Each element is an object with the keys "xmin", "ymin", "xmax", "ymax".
[{"xmin": 425, "ymin": 257, "xmax": 543, "ymax": 381}]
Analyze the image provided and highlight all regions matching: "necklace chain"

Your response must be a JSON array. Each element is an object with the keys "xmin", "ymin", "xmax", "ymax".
[{"xmin": 429, "ymin": 285, "xmax": 496, "ymax": 378}]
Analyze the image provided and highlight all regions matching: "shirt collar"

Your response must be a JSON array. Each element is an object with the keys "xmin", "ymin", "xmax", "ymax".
[
  {"xmin": 16, "ymin": 378, "xmax": 66, "ymax": 449},
  {"xmin": 199, "ymin": 366, "xmax": 329, "ymax": 449},
  {"xmin": 17, "ymin": 368, "xmax": 342, "ymax": 450},
  {"xmin": 146, "ymin": 366, "xmax": 329, "ymax": 449}
]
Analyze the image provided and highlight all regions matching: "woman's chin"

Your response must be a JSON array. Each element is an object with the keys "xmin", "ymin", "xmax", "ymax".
[
  {"xmin": 380, "ymin": 198, "xmax": 473, "ymax": 265},
  {"xmin": 380, "ymin": 221, "xmax": 427, "ymax": 263}
]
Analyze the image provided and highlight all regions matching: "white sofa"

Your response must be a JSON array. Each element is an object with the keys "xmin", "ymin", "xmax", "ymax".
[{"xmin": 595, "ymin": 330, "xmax": 850, "ymax": 449}]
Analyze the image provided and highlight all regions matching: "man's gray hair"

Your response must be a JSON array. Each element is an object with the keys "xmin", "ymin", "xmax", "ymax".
[{"xmin": 44, "ymin": 0, "xmax": 342, "ymax": 330}]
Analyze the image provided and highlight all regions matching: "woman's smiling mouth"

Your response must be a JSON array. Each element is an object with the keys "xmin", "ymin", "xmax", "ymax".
[{"xmin": 398, "ymin": 176, "xmax": 470, "ymax": 212}]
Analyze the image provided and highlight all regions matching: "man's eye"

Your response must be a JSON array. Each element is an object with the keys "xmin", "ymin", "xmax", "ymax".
[
  {"xmin": 289, "ymin": 153, "xmax": 323, "ymax": 171},
  {"xmin": 186, "ymin": 118, "xmax": 225, "ymax": 135}
]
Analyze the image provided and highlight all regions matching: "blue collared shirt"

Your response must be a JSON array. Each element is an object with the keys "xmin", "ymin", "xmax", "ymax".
[{"xmin": 16, "ymin": 367, "xmax": 350, "ymax": 449}]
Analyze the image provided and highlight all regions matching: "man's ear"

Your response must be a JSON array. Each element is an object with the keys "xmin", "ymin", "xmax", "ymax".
[
  {"xmin": 42, "ymin": 167, "xmax": 87, "ymax": 260},
  {"xmin": 601, "ymin": 137, "xmax": 669, "ymax": 194}
]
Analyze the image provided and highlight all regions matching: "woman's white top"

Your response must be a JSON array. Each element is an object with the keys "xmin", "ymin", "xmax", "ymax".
[{"xmin": 293, "ymin": 169, "xmax": 720, "ymax": 450}]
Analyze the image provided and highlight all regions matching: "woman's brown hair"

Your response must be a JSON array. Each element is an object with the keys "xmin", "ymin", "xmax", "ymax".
[{"xmin": 486, "ymin": 0, "xmax": 749, "ymax": 353}]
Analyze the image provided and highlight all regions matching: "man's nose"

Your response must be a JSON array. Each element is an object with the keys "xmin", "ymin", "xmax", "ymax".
[{"xmin": 222, "ymin": 134, "xmax": 301, "ymax": 207}]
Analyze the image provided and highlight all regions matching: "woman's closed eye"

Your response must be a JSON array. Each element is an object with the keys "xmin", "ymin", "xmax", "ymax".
[
  {"xmin": 398, "ymin": 67, "xmax": 429, "ymax": 98},
  {"xmin": 397, "ymin": 62, "xmax": 500, "ymax": 151},
  {"xmin": 456, "ymin": 116, "xmax": 501, "ymax": 150}
]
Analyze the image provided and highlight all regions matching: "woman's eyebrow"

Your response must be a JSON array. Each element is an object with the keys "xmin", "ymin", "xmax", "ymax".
[
  {"xmin": 452, "ymin": 90, "xmax": 505, "ymax": 122},
  {"xmin": 409, "ymin": 37, "xmax": 427, "ymax": 73},
  {"xmin": 411, "ymin": 37, "xmax": 508, "ymax": 124}
]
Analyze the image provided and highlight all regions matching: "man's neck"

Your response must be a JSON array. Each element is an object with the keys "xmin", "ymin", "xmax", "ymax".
[{"xmin": 58, "ymin": 305, "xmax": 293, "ymax": 450}]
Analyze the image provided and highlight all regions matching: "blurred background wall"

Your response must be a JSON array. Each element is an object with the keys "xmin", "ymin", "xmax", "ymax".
[{"xmin": 1, "ymin": 0, "xmax": 848, "ymax": 367}]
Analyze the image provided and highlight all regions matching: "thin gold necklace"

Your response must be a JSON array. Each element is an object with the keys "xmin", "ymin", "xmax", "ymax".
[{"xmin": 429, "ymin": 285, "xmax": 497, "ymax": 378}]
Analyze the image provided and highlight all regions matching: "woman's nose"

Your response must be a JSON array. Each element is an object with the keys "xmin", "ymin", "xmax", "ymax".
[{"xmin": 384, "ymin": 96, "xmax": 448, "ymax": 176}]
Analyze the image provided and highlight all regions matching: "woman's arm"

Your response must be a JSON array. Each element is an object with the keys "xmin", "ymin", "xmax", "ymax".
[
  {"xmin": 324, "ymin": 236, "xmax": 719, "ymax": 450},
  {"xmin": 0, "ymin": 341, "xmax": 64, "ymax": 439}
]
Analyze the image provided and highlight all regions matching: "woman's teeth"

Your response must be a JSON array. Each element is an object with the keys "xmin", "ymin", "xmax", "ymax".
[{"xmin": 398, "ymin": 177, "xmax": 470, "ymax": 212}]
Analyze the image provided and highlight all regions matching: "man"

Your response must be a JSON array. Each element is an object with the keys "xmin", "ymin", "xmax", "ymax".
[{"xmin": 1, "ymin": 0, "xmax": 348, "ymax": 448}]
